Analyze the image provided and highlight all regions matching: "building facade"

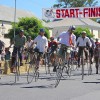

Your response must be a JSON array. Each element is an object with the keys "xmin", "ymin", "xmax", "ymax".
[{"xmin": 45, "ymin": 18, "xmax": 100, "ymax": 40}]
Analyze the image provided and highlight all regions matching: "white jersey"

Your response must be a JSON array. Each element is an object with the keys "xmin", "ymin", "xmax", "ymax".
[
  {"xmin": 58, "ymin": 31, "xmax": 76, "ymax": 46},
  {"xmin": 76, "ymin": 36, "xmax": 92, "ymax": 47},
  {"xmin": 34, "ymin": 35, "xmax": 48, "ymax": 52}
]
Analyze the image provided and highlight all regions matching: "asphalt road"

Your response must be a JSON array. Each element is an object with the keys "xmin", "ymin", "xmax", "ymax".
[{"xmin": 0, "ymin": 64, "xmax": 100, "ymax": 100}]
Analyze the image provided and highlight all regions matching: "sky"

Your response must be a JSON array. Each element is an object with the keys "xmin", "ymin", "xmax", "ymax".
[
  {"xmin": 0, "ymin": 0, "xmax": 57, "ymax": 19},
  {"xmin": 0, "ymin": 0, "xmax": 100, "ymax": 19}
]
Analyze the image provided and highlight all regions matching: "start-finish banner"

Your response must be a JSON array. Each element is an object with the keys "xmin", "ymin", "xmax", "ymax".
[{"xmin": 42, "ymin": 7, "xmax": 100, "ymax": 20}]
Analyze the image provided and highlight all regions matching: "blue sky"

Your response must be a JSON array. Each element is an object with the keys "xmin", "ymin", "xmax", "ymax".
[
  {"xmin": 0, "ymin": 0, "xmax": 100, "ymax": 19},
  {"xmin": 0, "ymin": 0, "xmax": 57, "ymax": 19}
]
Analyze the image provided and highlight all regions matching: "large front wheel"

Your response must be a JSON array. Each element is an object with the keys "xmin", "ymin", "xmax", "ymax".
[{"xmin": 27, "ymin": 65, "xmax": 35, "ymax": 84}]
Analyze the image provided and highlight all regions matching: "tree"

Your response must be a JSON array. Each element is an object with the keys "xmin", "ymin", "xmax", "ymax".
[
  {"xmin": 70, "ymin": 0, "xmax": 86, "ymax": 7},
  {"xmin": 74, "ymin": 27, "xmax": 94, "ymax": 39},
  {"xmin": 53, "ymin": 0, "xmax": 98, "ymax": 8},
  {"xmin": 86, "ymin": 0, "xmax": 98, "ymax": 7},
  {"xmin": 53, "ymin": 0, "xmax": 72, "ymax": 8},
  {"xmin": 8, "ymin": 17, "xmax": 50, "ymax": 40},
  {"xmin": 97, "ymin": 19, "xmax": 100, "ymax": 24}
]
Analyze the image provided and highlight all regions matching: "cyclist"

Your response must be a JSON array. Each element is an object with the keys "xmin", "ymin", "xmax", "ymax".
[
  {"xmin": 0, "ymin": 40, "xmax": 5, "ymax": 55},
  {"xmin": 30, "ymin": 28, "xmax": 48, "ymax": 69},
  {"xmin": 76, "ymin": 31, "xmax": 92, "ymax": 67},
  {"xmin": 94, "ymin": 43, "xmax": 100, "ymax": 74},
  {"xmin": 95, "ymin": 38, "xmax": 100, "ymax": 45},
  {"xmin": 88, "ymin": 37, "xmax": 96, "ymax": 64},
  {"xmin": 58, "ymin": 25, "xmax": 76, "ymax": 58},
  {"xmin": 48, "ymin": 37, "xmax": 58, "ymax": 54},
  {"xmin": 25, "ymin": 36, "xmax": 36, "ymax": 61},
  {"xmin": 53, "ymin": 26, "xmax": 76, "ymax": 72},
  {"xmin": 9, "ymin": 30, "xmax": 26, "ymax": 66},
  {"xmin": 0, "ymin": 40, "xmax": 4, "ymax": 78},
  {"xmin": 0, "ymin": 40, "xmax": 5, "ymax": 67},
  {"xmin": 48, "ymin": 37, "xmax": 58, "ymax": 71},
  {"xmin": 25, "ymin": 36, "xmax": 34, "ymax": 49}
]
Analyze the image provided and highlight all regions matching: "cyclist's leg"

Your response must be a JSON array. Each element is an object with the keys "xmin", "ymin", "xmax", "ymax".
[
  {"xmin": 78, "ymin": 47, "xmax": 82, "ymax": 67},
  {"xmin": 18, "ymin": 47, "xmax": 23, "ymax": 66},
  {"xmin": 12, "ymin": 47, "xmax": 18, "ymax": 72},
  {"xmin": 36, "ymin": 52, "xmax": 43, "ymax": 69},
  {"xmin": 53, "ymin": 47, "xmax": 63, "ymax": 72},
  {"xmin": 95, "ymin": 57, "xmax": 98, "ymax": 74},
  {"xmin": 90, "ymin": 48, "xmax": 94, "ymax": 63},
  {"xmin": 0, "ymin": 53, "xmax": 1, "ymax": 67},
  {"xmin": 66, "ymin": 47, "xmax": 71, "ymax": 61},
  {"xmin": 84, "ymin": 48, "xmax": 88, "ymax": 60}
]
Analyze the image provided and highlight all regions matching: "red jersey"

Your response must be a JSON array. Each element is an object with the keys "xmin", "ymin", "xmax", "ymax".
[{"xmin": 48, "ymin": 41, "xmax": 58, "ymax": 49}]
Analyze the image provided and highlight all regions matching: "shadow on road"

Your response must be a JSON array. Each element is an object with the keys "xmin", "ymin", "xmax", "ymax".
[
  {"xmin": 0, "ymin": 82, "xmax": 28, "ymax": 86},
  {"xmin": 21, "ymin": 84, "xmax": 55, "ymax": 89},
  {"xmin": 83, "ymin": 82, "xmax": 100, "ymax": 84}
]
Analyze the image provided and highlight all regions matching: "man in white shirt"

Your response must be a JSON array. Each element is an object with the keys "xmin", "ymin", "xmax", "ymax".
[
  {"xmin": 53, "ymin": 26, "xmax": 76, "ymax": 72},
  {"xmin": 76, "ymin": 31, "xmax": 92, "ymax": 67},
  {"xmin": 58, "ymin": 25, "xmax": 76, "ymax": 58},
  {"xmin": 30, "ymin": 28, "xmax": 48, "ymax": 68}
]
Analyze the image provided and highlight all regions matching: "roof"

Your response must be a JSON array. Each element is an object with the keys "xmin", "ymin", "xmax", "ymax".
[
  {"xmin": 45, "ymin": 18, "xmax": 100, "ymax": 29},
  {"xmin": 0, "ymin": 5, "xmax": 35, "ymax": 22}
]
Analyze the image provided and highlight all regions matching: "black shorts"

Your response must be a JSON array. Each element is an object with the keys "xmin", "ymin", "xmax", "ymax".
[{"xmin": 33, "ymin": 48, "xmax": 43, "ymax": 61}]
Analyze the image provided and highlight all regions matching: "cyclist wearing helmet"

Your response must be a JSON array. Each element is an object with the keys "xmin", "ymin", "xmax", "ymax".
[
  {"xmin": 58, "ymin": 25, "xmax": 76, "ymax": 59},
  {"xmin": 52, "ymin": 26, "xmax": 76, "ymax": 72}
]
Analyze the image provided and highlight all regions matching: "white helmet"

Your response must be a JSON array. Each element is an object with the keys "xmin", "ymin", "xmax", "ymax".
[{"xmin": 69, "ymin": 25, "xmax": 76, "ymax": 31}]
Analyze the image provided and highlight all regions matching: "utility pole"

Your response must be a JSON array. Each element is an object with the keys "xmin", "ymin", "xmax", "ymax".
[{"xmin": 14, "ymin": 0, "xmax": 16, "ymax": 38}]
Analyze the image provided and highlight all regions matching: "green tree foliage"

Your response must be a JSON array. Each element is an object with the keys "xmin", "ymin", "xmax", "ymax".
[
  {"xmin": 53, "ymin": 0, "xmax": 98, "ymax": 8},
  {"xmin": 97, "ymin": 19, "xmax": 100, "ymax": 24},
  {"xmin": 53, "ymin": 0, "xmax": 72, "ymax": 8},
  {"xmin": 74, "ymin": 27, "xmax": 94, "ymax": 39},
  {"xmin": 70, "ymin": 0, "xmax": 86, "ymax": 7},
  {"xmin": 86, "ymin": 0, "xmax": 98, "ymax": 7},
  {"xmin": 8, "ymin": 17, "xmax": 50, "ymax": 40}
]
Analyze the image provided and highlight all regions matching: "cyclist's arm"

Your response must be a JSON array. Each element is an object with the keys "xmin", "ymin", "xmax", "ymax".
[
  {"xmin": 30, "ymin": 41, "xmax": 35, "ymax": 48},
  {"xmin": 72, "ymin": 35, "xmax": 76, "ymax": 47},
  {"xmin": 76, "ymin": 37, "xmax": 80, "ymax": 47},
  {"xmin": 9, "ymin": 37, "xmax": 15, "ymax": 48},
  {"xmin": 1, "ymin": 41, "xmax": 5, "ymax": 51},
  {"xmin": 45, "ymin": 38, "xmax": 48, "ymax": 52},
  {"xmin": 87, "ymin": 38, "xmax": 92, "ymax": 48},
  {"xmin": 30, "ymin": 36, "xmax": 38, "ymax": 48},
  {"xmin": 23, "ymin": 36, "xmax": 27, "ymax": 46}
]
